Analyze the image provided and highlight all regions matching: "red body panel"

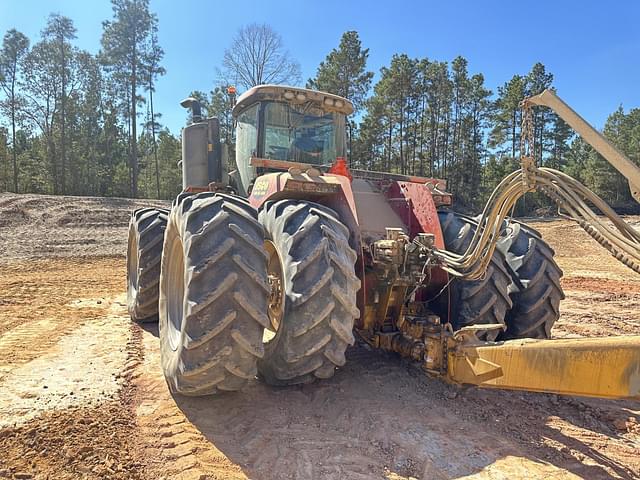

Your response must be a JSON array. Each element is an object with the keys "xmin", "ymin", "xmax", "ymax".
[
  {"xmin": 383, "ymin": 181, "xmax": 449, "ymax": 292},
  {"xmin": 384, "ymin": 181, "xmax": 445, "ymax": 249},
  {"xmin": 249, "ymin": 173, "xmax": 358, "ymax": 221}
]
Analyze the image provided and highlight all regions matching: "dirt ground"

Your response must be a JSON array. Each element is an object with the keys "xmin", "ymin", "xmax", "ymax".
[{"xmin": 0, "ymin": 192, "xmax": 638, "ymax": 480}]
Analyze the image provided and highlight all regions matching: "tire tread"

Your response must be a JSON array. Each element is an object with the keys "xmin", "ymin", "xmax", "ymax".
[{"xmin": 258, "ymin": 200, "xmax": 359, "ymax": 385}]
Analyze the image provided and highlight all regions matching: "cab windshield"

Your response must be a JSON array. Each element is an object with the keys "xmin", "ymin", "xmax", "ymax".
[{"xmin": 263, "ymin": 102, "xmax": 346, "ymax": 165}]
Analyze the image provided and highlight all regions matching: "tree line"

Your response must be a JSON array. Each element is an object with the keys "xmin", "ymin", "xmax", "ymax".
[
  {"xmin": 307, "ymin": 32, "xmax": 639, "ymax": 212},
  {"xmin": 1, "ymin": 9, "xmax": 638, "ymax": 214},
  {"xmin": 0, "ymin": 0, "xmax": 181, "ymax": 200}
]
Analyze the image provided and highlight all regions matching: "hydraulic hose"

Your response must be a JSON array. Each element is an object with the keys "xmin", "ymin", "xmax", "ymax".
[{"xmin": 434, "ymin": 167, "xmax": 640, "ymax": 279}]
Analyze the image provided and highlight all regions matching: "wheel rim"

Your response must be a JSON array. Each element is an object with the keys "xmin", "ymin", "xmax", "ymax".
[
  {"xmin": 166, "ymin": 236, "xmax": 186, "ymax": 351},
  {"xmin": 264, "ymin": 240, "xmax": 284, "ymax": 343},
  {"xmin": 127, "ymin": 230, "xmax": 139, "ymax": 300}
]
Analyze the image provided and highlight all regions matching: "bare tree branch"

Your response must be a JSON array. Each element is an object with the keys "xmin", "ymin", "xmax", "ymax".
[{"xmin": 222, "ymin": 23, "xmax": 300, "ymax": 90}]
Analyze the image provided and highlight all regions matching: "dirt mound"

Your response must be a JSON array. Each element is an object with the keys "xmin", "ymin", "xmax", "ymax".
[{"xmin": 0, "ymin": 193, "xmax": 169, "ymax": 263}]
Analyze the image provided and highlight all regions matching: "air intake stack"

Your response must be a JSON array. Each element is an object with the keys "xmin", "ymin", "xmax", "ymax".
[{"xmin": 179, "ymin": 97, "xmax": 222, "ymax": 190}]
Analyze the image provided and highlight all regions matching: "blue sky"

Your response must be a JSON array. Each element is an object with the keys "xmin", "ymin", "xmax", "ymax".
[{"xmin": 1, "ymin": 0, "xmax": 639, "ymax": 133}]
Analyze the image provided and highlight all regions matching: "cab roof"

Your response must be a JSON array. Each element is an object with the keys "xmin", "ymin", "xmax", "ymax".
[{"xmin": 232, "ymin": 85, "xmax": 354, "ymax": 117}]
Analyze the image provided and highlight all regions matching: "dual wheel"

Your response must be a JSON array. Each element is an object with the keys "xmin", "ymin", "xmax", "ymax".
[
  {"xmin": 439, "ymin": 212, "xmax": 564, "ymax": 341},
  {"xmin": 153, "ymin": 194, "xmax": 358, "ymax": 395}
]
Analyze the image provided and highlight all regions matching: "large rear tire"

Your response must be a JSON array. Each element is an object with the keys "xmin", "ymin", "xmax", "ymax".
[
  {"xmin": 258, "ymin": 200, "xmax": 360, "ymax": 386},
  {"xmin": 438, "ymin": 211, "xmax": 513, "ymax": 341},
  {"xmin": 497, "ymin": 221, "xmax": 564, "ymax": 339},
  {"xmin": 127, "ymin": 208, "xmax": 168, "ymax": 322},
  {"xmin": 159, "ymin": 193, "xmax": 270, "ymax": 396}
]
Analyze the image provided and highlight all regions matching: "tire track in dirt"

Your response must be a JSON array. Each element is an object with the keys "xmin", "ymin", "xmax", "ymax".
[
  {"xmin": 133, "ymin": 328, "xmax": 595, "ymax": 479},
  {"xmin": 0, "ymin": 295, "xmax": 131, "ymax": 428},
  {"xmin": 553, "ymin": 285, "xmax": 640, "ymax": 338},
  {"xmin": 0, "ymin": 251, "xmax": 148, "ymax": 479},
  {"xmin": 0, "ymin": 318, "xmax": 147, "ymax": 480},
  {"xmin": 135, "ymin": 325, "xmax": 248, "ymax": 480},
  {"xmin": 0, "ymin": 258, "xmax": 124, "ymax": 379}
]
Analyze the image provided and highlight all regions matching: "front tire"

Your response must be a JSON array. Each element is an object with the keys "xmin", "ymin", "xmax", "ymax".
[
  {"xmin": 258, "ymin": 200, "xmax": 360, "ymax": 386},
  {"xmin": 159, "ymin": 193, "xmax": 270, "ymax": 395}
]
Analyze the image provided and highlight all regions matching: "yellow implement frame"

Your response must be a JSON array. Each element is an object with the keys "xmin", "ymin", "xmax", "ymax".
[
  {"xmin": 447, "ymin": 335, "xmax": 640, "ymax": 400},
  {"xmin": 428, "ymin": 90, "xmax": 640, "ymax": 399},
  {"xmin": 370, "ymin": 319, "xmax": 640, "ymax": 400}
]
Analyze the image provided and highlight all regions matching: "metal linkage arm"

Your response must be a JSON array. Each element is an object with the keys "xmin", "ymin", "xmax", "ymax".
[{"xmin": 525, "ymin": 89, "xmax": 640, "ymax": 202}]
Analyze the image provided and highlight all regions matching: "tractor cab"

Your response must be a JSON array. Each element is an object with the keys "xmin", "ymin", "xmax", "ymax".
[{"xmin": 231, "ymin": 85, "xmax": 354, "ymax": 194}]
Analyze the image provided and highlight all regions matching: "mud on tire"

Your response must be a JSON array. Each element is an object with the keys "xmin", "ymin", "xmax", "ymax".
[
  {"xmin": 258, "ymin": 200, "xmax": 360, "ymax": 386},
  {"xmin": 159, "ymin": 193, "xmax": 270, "ymax": 395},
  {"xmin": 497, "ymin": 221, "xmax": 564, "ymax": 339},
  {"xmin": 127, "ymin": 208, "xmax": 168, "ymax": 322},
  {"xmin": 438, "ymin": 211, "xmax": 513, "ymax": 341}
]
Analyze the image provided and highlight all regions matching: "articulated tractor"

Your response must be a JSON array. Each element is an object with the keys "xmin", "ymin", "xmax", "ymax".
[{"xmin": 127, "ymin": 85, "xmax": 640, "ymax": 399}]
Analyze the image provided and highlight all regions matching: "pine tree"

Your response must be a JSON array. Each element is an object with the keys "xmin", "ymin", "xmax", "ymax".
[
  {"xmin": 22, "ymin": 38, "xmax": 60, "ymax": 192},
  {"xmin": 307, "ymin": 31, "xmax": 373, "ymax": 161},
  {"xmin": 580, "ymin": 106, "xmax": 640, "ymax": 206},
  {"xmin": 549, "ymin": 114, "xmax": 572, "ymax": 169},
  {"xmin": 100, "ymin": 0, "xmax": 158, "ymax": 197},
  {"xmin": 207, "ymin": 85, "xmax": 235, "ymax": 145},
  {"xmin": 490, "ymin": 74, "xmax": 525, "ymax": 160},
  {"xmin": 525, "ymin": 63, "xmax": 554, "ymax": 165},
  {"xmin": 422, "ymin": 60, "xmax": 453, "ymax": 177},
  {"xmin": 142, "ymin": 29, "xmax": 164, "ymax": 198},
  {"xmin": 74, "ymin": 51, "xmax": 104, "ymax": 195},
  {"xmin": 42, "ymin": 14, "xmax": 77, "ymax": 194},
  {"xmin": 156, "ymin": 129, "xmax": 181, "ymax": 198},
  {"xmin": 354, "ymin": 95, "xmax": 387, "ymax": 170},
  {"xmin": 463, "ymin": 73, "xmax": 492, "ymax": 205},
  {"xmin": 307, "ymin": 31, "xmax": 373, "ymax": 114},
  {"xmin": 0, "ymin": 127, "xmax": 7, "ymax": 188},
  {"xmin": 565, "ymin": 136, "xmax": 590, "ymax": 183},
  {"xmin": 0, "ymin": 29, "xmax": 29, "ymax": 192}
]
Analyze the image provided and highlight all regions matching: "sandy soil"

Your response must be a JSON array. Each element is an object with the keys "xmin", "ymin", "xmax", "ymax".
[{"xmin": 0, "ymin": 193, "xmax": 638, "ymax": 480}]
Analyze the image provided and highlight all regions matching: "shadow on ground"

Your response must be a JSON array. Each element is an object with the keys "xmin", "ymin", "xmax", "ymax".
[
  {"xmin": 139, "ymin": 320, "xmax": 160, "ymax": 338},
  {"xmin": 167, "ymin": 345, "xmax": 637, "ymax": 479}
]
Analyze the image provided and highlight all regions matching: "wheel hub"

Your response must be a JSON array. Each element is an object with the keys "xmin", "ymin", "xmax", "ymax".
[{"xmin": 264, "ymin": 240, "xmax": 284, "ymax": 339}]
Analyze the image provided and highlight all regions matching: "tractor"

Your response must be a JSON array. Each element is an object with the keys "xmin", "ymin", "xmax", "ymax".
[{"xmin": 127, "ymin": 85, "xmax": 640, "ymax": 399}]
